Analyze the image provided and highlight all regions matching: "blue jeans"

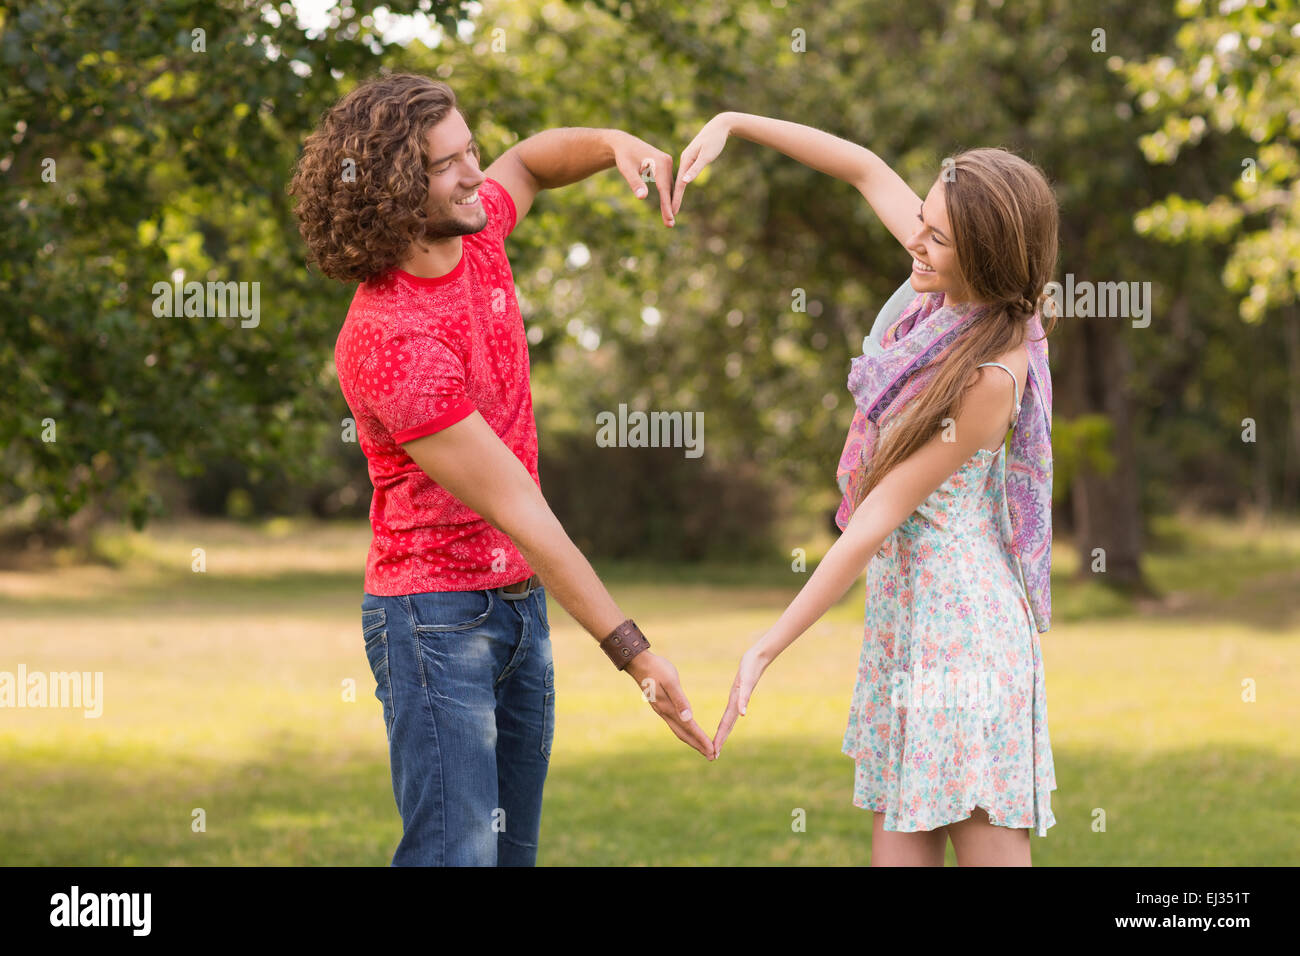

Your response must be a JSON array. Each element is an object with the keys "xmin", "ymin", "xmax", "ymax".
[{"xmin": 360, "ymin": 582, "xmax": 553, "ymax": 866}]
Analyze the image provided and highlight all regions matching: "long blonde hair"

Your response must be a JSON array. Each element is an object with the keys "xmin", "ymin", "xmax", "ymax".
[{"xmin": 850, "ymin": 147, "xmax": 1060, "ymax": 510}]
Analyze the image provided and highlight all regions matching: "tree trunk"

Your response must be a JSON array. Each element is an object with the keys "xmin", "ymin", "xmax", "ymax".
[
  {"xmin": 1282, "ymin": 304, "xmax": 1300, "ymax": 511},
  {"xmin": 1059, "ymin": 315, "xmax": 1150, "ymax": 593}
]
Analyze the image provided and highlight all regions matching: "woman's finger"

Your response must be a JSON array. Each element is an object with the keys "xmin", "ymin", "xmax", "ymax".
[
  {"xmin": 672, "ymin": 141, "xmax": 701, "ymax": 214},
  {"xmin": 713, "ymin": 684, "xmax": 743, "ymax": 752}
]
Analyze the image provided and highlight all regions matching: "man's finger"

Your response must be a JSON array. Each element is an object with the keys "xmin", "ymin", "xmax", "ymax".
[
  {"xmin": 659, "ymin": 710, "xmax": 711, "ymax": 757},
  {"xmin": 682, "ymin": 715, "xmax": 715, "ymax": 758},
  {"xmin": 615, "ymin": 158, "xmax": 649, "ymax": 199},
  {"xmin": 660, "ymin": 675, "xmax": 694, "ymax": 724},
  {"xmin": 646, "ymin": 677, "xmax": 712, "ymax": 758},
  {"xmin": 659, "ymin": 677, "xmax": 714, "ymax": 757}
]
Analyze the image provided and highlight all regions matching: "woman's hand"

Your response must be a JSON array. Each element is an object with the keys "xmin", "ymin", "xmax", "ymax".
[
  {"xmin": 712, "ymin": 642, "xmax": 772, "ymax": 757},
  {"xmin": 671, "ymin": 112, "xmax": 734, "ymax": 216}
]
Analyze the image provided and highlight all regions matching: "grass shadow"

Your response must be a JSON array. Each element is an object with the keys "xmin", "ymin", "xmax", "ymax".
[{"xmin": 3, "ymin": 734, "xmax": 1295, "ymax": 866}]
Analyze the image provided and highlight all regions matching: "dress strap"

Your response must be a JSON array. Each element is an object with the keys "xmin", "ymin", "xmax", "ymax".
[{"xmin": 977, "ymin": 361, "xmax": 1021, "ymax": 426}]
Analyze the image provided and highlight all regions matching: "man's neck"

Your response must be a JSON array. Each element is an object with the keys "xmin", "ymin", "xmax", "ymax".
[{"xmin": 399, "ymin": 235, "xmax": 463, "ymax": 278}]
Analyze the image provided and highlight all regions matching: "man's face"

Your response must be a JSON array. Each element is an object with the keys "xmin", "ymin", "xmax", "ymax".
[{"xmin": 418, "ymin": 109, "xmax": 488, "ymax": 239}]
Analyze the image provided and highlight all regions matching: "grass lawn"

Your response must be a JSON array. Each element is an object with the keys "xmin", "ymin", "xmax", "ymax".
[{"xmin": 1, "ymin": 513, "xmax": 1296, "ymax": 865}]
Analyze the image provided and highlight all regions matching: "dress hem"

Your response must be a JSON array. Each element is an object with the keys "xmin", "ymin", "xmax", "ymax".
[
  {"xmin": 849, "ymin": 786, "xmax": 1059, "ymax": 838},
  {"xmin": 844, "ymin": 743, "xmax": 1058, "ymax": 837}
]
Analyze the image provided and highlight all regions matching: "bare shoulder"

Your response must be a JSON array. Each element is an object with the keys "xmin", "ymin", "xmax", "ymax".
[
  {"xmin": 963, "ymin": 342, "xmax": 1029, "ymax": 443},
  {"xmin": 987, "ymin": 341, "xmax": 1030, "ymax": 394},
  {"xmin": 965, "ymin": 342, "xmax": 1028, "ymax": 393}
]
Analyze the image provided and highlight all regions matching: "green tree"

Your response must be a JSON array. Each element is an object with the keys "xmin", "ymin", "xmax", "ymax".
[
  {"xmin": 1, "ymin": 0, "xmax": 471, "ymax": 542},
  {"xmin": 5, "ymin": 0, "xmax": 1293, "ymax": 579},
  {"xmin": 1121, "ymin": 0, "xmax": 1300, "ymax": 509}
]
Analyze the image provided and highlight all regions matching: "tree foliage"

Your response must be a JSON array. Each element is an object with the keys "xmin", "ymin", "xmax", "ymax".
[{"xmin": 3, "ymin": 0, "xmax": 1295, "ymax": 561}]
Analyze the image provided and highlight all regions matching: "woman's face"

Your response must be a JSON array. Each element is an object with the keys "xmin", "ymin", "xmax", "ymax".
[{"xmin": 905, "ymin": 178, "xmax": 976, "ymax": 305}]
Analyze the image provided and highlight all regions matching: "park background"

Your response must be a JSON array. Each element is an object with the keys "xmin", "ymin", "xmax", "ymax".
[{"xmin": 2, "ymin": 0, "xmax": 1298, "ymax": 864}]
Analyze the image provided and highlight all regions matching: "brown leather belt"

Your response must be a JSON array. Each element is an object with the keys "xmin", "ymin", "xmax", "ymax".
[{"xmin": 499, "ymin": 573, "xmax": 541, "ymax": 598}]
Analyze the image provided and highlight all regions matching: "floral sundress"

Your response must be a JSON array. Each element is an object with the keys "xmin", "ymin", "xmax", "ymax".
[{"xmin": 840, "ymin": 362, "xmax": 1057, "ymax": 836}]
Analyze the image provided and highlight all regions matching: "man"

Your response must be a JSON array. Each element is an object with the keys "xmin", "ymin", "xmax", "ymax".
[{"xmin": 288, "ymin": 72, "xmax": 714, "ymax": 867}]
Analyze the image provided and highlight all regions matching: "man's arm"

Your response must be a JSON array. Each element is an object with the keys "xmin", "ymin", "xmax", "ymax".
[
  {"xmin": 484, "ymin": 127, "xmax": 677, "ymax": 227},
  {"xmin": 400, "ymin": 411, "xmax": 715, "ymax": 758}
]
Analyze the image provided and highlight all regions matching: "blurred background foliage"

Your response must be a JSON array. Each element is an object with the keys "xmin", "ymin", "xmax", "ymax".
[{"xmin": 3, "ymin": 0, "xmax": 1298, "ymax": 577}]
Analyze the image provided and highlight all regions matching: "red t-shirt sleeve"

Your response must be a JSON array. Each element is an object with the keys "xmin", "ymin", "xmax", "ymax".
[
  {"xmin": 356, "ymin": 334, "xmax": 476, "ymax": 444},
  {"xmin": 479, "ymin": 176, "xmax": 518, "ymax": 243}
]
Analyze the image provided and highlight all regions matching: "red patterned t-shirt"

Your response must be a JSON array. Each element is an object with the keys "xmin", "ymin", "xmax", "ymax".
[{"xmin": 334, "ymin": 177, "xmax": 538, "ymax": 595}]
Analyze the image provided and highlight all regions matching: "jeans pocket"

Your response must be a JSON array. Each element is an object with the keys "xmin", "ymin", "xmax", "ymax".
[
  {"xmin": 361, "ymin": 608, "xmax": 393, "ymax": 737},
  {"xmin": 410, "ymin": 589, "xmax": 494, "ymax": 633},
  {"xmin": 362, "ymin": 607, "xmax": 386, "ymax": 648},
  {"xmin": 535, "ymin": 587, "xmax": 549, "ymax": 631}
]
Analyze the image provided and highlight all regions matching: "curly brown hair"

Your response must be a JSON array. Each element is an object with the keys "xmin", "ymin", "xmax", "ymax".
[{"xmin": 289, "ymin": 72, "xmax": 459, "ymax": 283}]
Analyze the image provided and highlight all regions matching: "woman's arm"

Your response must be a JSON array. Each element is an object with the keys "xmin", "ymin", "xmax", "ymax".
[
  {"xmin": 760, "ymin": 366, "xmax": 1016, "ymax": 665},
  {"xmin": 711, "ymin": 368, "xmax": 1016, "ymax": 753},
  {"xmin": 725, "ymin": 111, "xmax": 877, "ymax": 190},
  {"xmin": 672, "ymin": 111, "xmax": 923, "ymax": 249}
]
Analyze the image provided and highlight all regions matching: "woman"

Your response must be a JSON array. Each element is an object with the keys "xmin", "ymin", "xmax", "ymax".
[{"xmin": 672, "ymin": 113, "xmax": 1059, "ymax": 866}]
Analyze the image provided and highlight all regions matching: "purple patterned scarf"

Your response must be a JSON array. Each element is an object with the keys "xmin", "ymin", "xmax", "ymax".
[{"xmin": 834, "ymin": 285, "xmax": 1054, "ymax": 633}]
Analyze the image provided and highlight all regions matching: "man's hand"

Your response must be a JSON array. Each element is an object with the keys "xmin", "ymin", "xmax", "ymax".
[
  {"xmin": 608, "ymin": 131, "xmax": 676, "ymax": 227},
  {"xmin": 489, "ymin": 127, "xmax": 677, "ymax": 229},
  {"xmin": 625, "ymin": 650, "xmax": 715, "ymax": 759}
]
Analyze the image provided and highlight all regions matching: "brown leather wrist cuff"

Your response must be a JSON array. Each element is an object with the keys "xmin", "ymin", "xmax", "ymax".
[{"xmin": 600, "ymin": 619, "xmax": 650, "ymax": 670}]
